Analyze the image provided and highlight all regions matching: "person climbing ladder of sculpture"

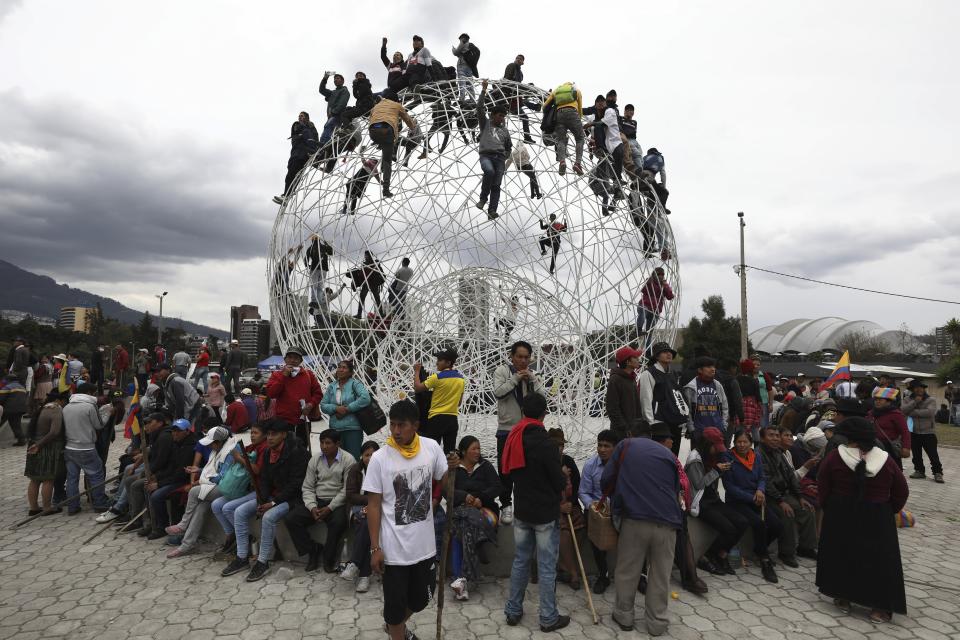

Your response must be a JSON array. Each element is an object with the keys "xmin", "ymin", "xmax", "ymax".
[
  {"xmin": 339, "ymin": 158, "xmax": 381, "ymax": 215},
  {"xmin": 538, "ymin": 214, "xmax": 567, "ymax": 274}
]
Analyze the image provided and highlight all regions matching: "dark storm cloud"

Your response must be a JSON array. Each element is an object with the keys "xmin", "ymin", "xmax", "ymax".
[{"xmin": 0, "ymin": 90, "xmax": 271, "ymax": 280}]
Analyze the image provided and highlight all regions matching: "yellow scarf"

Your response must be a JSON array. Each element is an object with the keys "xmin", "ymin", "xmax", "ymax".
[{"xmin": 386, "ymin": 434, "xmax": 421, "ymax": 459}]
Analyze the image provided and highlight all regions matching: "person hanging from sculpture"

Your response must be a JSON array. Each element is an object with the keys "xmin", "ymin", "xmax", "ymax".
[
  {"xmin": 367, "ymin": 90, "xmax": 416, "ymax": 199},
  {"xmin": 397, "ymin": 120, "xmax": 426, "ymax": 167},
  {"xmin": 316, "ymin": 284, "xmax": 347, "ymax": 328},
  {"xmin": 538, "ymin": 214, "xmax": 567, "ymax": 274},
  {"xmin": 588, "ymin": 163, "xmax": 615, "ymax": 217},
  {"xmin": 420, "ymin": 101, "xmax": 473, "ymax": 158},
  {"xmin": 350, "ymin": 251, "xmax": 385, "ymax": 319},
  {"xmin": 389, "ymin": 35, "xmax": 433, "ymax": 93},
  {"xmin": 304, "ymin": 235, "xmax": 333, "ymax": 317},
  {"xmin": 387, "ymin": 257, "xmax": 414, "ymax": 318},
  {"xmin": 504, "ymin": 139, "xmax": 543, "ymax": 199},
  {"xmin": 273, "ymin": 112, "xmax": 319, "ymax": 205},
  {"xmin": 338, "ymin": 157, "xmax": 381, "ymax": 215},
  {"xmin": 475, "ymin": 79, "xmax": 512, "ymax": 220},
  {"xmin": 638, "ymin": 147, "xmax": 670, "ymax": 214},
  {"xmin": 637, "ymin": 267, "xmax": 675, "ymax": 355}
]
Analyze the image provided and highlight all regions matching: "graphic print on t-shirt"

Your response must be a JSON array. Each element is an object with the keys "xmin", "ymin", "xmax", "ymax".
[{"xmin": 392, "ymin": 464, "xmax": 432, "ymax": 526}]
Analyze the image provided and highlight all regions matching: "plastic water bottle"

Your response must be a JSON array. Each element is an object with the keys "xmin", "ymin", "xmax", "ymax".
[{"xmin": 728, "ymin": 545, "xmax": 742, "ymax": 568}]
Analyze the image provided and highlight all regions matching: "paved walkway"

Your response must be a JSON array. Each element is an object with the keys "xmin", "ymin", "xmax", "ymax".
[{"xmin": 0, "ymin": 431, "xmax": 956, "ymax": 640}]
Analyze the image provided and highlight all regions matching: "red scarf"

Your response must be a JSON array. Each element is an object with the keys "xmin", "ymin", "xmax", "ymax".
[
  {"xmin": 500, "ymin": 417, "xmax": 543, "ymax": 475},
  {"xmin": 268, "ymin": 440, "xmax": 285, "ymax": 464},
  {"xmin": 733, "ymin": 448, "xmax": 755, "ymax": 472}
]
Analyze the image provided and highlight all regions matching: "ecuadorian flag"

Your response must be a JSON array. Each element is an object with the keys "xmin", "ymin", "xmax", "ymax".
[
  {"xmin": 821, "ymin": 351, "xmax": 851, "ymax": 390},
  {"xmin": 124, "ymin": 379, "xmax": 142, "ymax": 439}
]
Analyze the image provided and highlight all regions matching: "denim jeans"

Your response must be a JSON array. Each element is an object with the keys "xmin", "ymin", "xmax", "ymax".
[
  {"xmin": 235, "ymin": 499, "xmax": 290, "ymax": 564},
  {"xmin": 148, "ymin": 483, "xmax": 180, "ymax": 530},
  {"xmin": 319, "ymin": 116, "xmax": 338, "ymax": 145},
  {"xmin": 65, "ymin": 448, "xmax": 109, "ymax": 511},
  {"xmin": 457, "ymin": 63, "xmax": 476, "ymax": 102},
  {"xmin": 637, "ymin": 304, "xmax": 659, "ymax": 356},
  {"xmin": 505, "ymin": 518, "xmax": 560, "ymax": 626},
  {"xmin": 479, "ymin": 154, "xmax": 506, "ymax": 214},
  {"xmin": 191, "ymin": 367, "xmax": 209, "ymax": 393},
  {"xmin": 113, "ymin": 463, "xmax": 144, "ymax": 511},
  {"xmin": 212, "ymin": 492, "xmax": 257, "ymax": 535}
]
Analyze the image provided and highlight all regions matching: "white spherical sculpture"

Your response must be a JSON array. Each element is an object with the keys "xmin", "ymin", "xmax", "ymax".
[{"xmin": 268, "ymin": 77, "xmax": 680, "ymax": 451}]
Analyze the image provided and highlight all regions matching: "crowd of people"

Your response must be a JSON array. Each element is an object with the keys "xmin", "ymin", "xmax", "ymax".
[{"xmin": 2, "ymin": 328, "xmax": 938, "ymax": 638}]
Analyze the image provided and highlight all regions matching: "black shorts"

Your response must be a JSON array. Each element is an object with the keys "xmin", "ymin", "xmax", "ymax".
[{"xmin": 382, "ymin": 557, "xmax": 436, "ymax": 625}]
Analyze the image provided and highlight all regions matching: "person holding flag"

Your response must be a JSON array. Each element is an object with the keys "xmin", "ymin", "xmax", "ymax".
[
  {"xmin": 820, "ymin": 351, "xmax": 852, "ymax": 397},
  {"xmin": 124, "ymin": 379, "xmax": 143, "ymax": 449}
]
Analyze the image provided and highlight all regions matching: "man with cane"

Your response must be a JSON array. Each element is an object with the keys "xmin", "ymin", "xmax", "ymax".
[{"xmin": 363, "ymin": 400, "xmax": 458, "ymax": 640}]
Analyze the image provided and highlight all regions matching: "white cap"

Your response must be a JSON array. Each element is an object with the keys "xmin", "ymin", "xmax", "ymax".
[{"xmin": 199, "ymin": 426, "xmax": 230, "ymax": 446}]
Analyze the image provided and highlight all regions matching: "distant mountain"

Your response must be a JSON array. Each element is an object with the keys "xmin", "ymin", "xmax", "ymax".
[{"xmin": 0, "ymin": 259, "xmax": 229, "ymax": 338}]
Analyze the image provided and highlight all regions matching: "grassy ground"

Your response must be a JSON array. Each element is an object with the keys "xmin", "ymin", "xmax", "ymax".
[{"xmin": 936, "ymin": 422, "xmax": 960, "ymax": 447}]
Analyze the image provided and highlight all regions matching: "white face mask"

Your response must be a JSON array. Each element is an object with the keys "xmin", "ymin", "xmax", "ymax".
[{"xmin": 291, "ymin": 367, "xmax": 301, "ymax": 377}]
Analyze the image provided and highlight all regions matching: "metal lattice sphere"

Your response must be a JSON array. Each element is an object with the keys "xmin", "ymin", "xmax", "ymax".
[{"xmin": 268, "ymin": 78, "xmax": 680, "ymax": 451}]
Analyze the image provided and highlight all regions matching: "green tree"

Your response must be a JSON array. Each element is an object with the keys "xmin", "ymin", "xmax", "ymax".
[
  {"xmin": 134, "ymin": 312, "xmax": 157, "ymax": 348},
  {"xmin": 678, "ymin": 295, "xmax": 750, "ymax": 366},
  {"xmin": 945, "ymin": 318, "xmax": 960, "ymax": 352}
]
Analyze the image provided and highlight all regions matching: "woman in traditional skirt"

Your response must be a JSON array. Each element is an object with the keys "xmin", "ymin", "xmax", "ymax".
[
  {"xmin": 816, "ymin": 416, "xmax": 908, "ymax": 623},
  {"xmin": 31, "ymin": 356, "xmax": 53, "ymax": 415},
  {"xmin": 24, "ymin": 391, "xmax": 67, "ymax": 515}
]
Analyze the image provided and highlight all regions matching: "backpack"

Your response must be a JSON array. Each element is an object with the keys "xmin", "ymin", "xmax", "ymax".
[
  {"xmin": 540, "ymin": 102, "xmax": 556, "ymax": 134},
  {"xmin": 217, "ymin": 446, "xmax": 252, "ymax": 499},
  {"xmin": 462, "ymin": 43, "xmax": 480, "ymax": 69},
  {"xmin": 552, "ymin": 82, "xmax": 577, "ymax": 106}
]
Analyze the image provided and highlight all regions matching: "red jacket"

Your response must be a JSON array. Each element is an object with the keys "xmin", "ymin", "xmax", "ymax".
[
  {"xmin": 114, "ymin": 348, "xmax": 129, "ymax": 372},
  {"xmin": 640, "ymin": 275, "xmax": 675, "ymax": 313},
  {"xmin": 265, "ymin": 368, "xmax": 323, "ymax": 425},
  {"xmin": 197, "ymin": 351, "xmax": 210, "ymax": 367},
  {"xmin": 225, "ymin": 400, "xmax": 250, "ymax": 433},
  {"xmin": 868, "ymin": 407, "xmax": 911, "ymax": 452}
]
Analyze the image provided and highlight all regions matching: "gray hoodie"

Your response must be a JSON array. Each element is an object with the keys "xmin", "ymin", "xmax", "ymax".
[
  {"xmin": 477, "ymin": 91, "xmax": 512, "ymax": 157},
  {"xmin": 62, "ymin": 394, "xmax": 104, "ymax": 450}
]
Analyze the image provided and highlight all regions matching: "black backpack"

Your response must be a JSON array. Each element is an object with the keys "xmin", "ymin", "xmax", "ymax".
[
  {"xmin": 540, "ymin": 102, "xmax": 557, "ymax": 134},
  {"xmin": 463, "ymin": 43, "xmax": 480, "ymax": 68}
]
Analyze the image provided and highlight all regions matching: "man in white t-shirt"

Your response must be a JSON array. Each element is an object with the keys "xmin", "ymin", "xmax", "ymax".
[{"xmin": 363, "ymin": 400, "xmax": 457, "ymax": 640}]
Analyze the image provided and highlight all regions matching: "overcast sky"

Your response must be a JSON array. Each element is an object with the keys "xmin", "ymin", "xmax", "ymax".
[{"xmin": 1, "ymin": 0, "xmax": 958, "ymax": 335}]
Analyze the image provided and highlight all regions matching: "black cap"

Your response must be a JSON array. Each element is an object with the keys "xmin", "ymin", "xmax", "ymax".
[
  {"xmin": 650, "ymin": 422, "xmax": 672, "ymax": 439},
  {"xmin": 910, "ymin": 379, "xmax": 928, "ymax": 388},
  {"xmin": 459, "ymin": 33, "xmax": 470, "ymax": 40},
  {"xmin": 263, "ymin": 417, "xmax": 295, "ymax": 433},
  {"xmin": 490, "ymin": 104, "xmax": 507, "ymax": 115},
  {"xmin": 146, "ymin": 409, "xmax": 173, "ymax": 423},
  {"xmin": 285, "ymin": 346, "xmax": 306, "ymax": 358},
  {"xmin": 834, "ymin": 397, "xmax": 868, "ymax": 417},
  {"xmin": 649, "ymin": 342, "xmax": 677, "ymax": 359}
]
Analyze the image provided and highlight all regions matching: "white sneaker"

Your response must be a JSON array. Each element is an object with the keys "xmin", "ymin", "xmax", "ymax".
[
  {"xmin": 356, "ymin": 576, "xmax": 370, "ymax": 593},
  {"xmin": 451, "ymin": 577, "xmax": 468, "ymax": 601},
  {"xmin": 340, "ymin": 562, "xmax": 359, "ymax": 580},
  {"xmin": 95, "ymin": 510, "xmax": 120, "ymax": 524},
  {"xmin": 501, "ymin": 505, "xmax": 513, "ymax": 525}
]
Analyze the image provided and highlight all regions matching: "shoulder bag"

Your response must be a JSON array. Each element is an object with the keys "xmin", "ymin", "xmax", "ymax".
[{"xmin": 587, "ymin": 441, "xmax": 629, "ymax": 551}]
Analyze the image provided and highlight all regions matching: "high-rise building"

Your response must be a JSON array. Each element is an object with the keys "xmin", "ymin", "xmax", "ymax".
[
  {"xmin": 230, "ymin": 305, "xmax": 260, "ymax": 341},
  {"xmin": 935, "ymin": 326, "xmax": 953, "ymax": 359},
  {"xmin": 58, "ymin": 306, "xmax": 97, "ymax": 333},
  {"xmin": 239, "ymin": 318, "xmax": 271, "ymax": 363}
]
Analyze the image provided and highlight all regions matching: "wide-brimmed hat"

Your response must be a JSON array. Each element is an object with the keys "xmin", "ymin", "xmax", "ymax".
[
  {"xmin": 649, "ymin": 342, "xmax": 677, "ymax": 359},
  {"xmin": 835, "ymin": 397, "xmax": 868, "ymax": 417}
]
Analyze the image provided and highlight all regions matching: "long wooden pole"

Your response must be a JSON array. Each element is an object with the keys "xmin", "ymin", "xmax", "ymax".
[
  {"xmin": 435, "ymin": 467, "xmax": 456, "ymax": 640},
  {"xmin": 567, "ymin": 512, "xmax": 599, "ymax": 624}
]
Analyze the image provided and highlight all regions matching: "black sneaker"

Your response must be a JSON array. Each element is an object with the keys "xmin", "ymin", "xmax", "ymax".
[
  {"xmin": 222, "ymin": 556, "xmax": 250, "ymax": 577},
  {"xmin": 540, "ymin": 615, "xmax": 570, "ymax": 633},
  {"xmin": 476, "ymin": 199, "xmax": 487, "ymax": 210},
  {"xmin": 761, "ymin": 559, "xmax": 779, "ymax": 583},
  {"xmin": 909, "ymin": 471, "xmax": 926, "ymax": 479},
  {"xmin": 245, "ymin": 561, "xmax": 270, "ymax": 582},
  {"xmin": 382, "ymin": 188, "xmax": 394, "ymax": 199},
  {"xmin": 593, "ymin": 575, "xmax": 610, "ymax": 594},
  {"xmin": 698, "ymin": 556, "xmax": 724, "ymax": 575},
  {"xmin": 506, "ymin": 613, "xmax": 522, "ymax": 626},
  {"xmin": 487, "ymin": 210, "xmax": 499, "ymax": 220}
]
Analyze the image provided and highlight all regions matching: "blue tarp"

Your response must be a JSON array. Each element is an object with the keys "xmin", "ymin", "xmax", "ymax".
[{"xmin": 257, "ymin": 355, "xmax": 339, "ymax": 373}]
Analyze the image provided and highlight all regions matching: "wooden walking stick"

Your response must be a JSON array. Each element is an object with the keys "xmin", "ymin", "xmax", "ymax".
[
  {"xmin": 113, "ymin": 507, "xmax": 149, "ymax": 537},
  {"xmin": 9, "ymin": 473, "xmax": 121, "ymax": 529},
  {"xmin": 567, "ymin": 512, "xmax": 599, "ymax": 624},
  {"xmin": 435, "ymin": 458, "xmax": 457, "ymax": 640}
]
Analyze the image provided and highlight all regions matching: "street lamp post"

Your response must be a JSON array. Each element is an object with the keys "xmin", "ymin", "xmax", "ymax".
[
  {"xmin": 737, "ymin": 212, "xmax": 749, "ymax": 360},
  {"xmin": 156, "ymin": 291, "xmax": 168, "ymax": 345}
]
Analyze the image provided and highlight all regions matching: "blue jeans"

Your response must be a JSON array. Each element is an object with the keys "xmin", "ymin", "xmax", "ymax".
[
  {"xmin": 149, "ymin": 483, "xmax": 180, "ymax": 530},
  {"xmin": 479, "ymin": 154, "xmax": 506, "ymax": 214},
  {"xmin": 212, "ymin": 492, "xmax": 257, "ymax": 535},
  {"xmin": 191, "ymin": 367, "xmax": 209, "ymax": 393},
  {"xmin": 65, "ymin": 448, "xmax": 109, "ymax": 511},
  {"xmin": 235, "ymin": 499, "xmax": 290, "ymax": 564},
  {"xmin": 637, "ymin": 305, "xmax": 659, "ymax": 356},
  {"xmin": 505, "ymin": 518, "xmax": 560, "ymax": 626},
  {"xmin": 319, "ymin": 116, "xmax": 338, "ymax": 145}
]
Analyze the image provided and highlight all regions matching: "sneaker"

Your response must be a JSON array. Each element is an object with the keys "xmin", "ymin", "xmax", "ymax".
[
  {"xmin": 540, "ymin": 615, "xmax": 570, "ymax": 633},
  {"xmin": 486, "ymin": 210, "xmax": 499, "ymax": 220},
  {"xmin": 451, "ymin": 577, "xmax": 468, "ymax": 601},
  {"xmin": 593, "ymin": 575, "xmax": 610, "ymax": 594},
  {"xmin": 340, "ymin": 562, "xmax": 360, "ymax": 580},
  {"xmin": 476, "ymin": 199, "xmax": 487, "ymax": 210},
  {"xmin": 245, "ymin": 561, "xmax": 270, "ymax": 582},
  {"xmin": 272, "ymin": 195, "xmax": 284, "ymax": 205},
  {"xmin": 761, "ymin": 559, "xmax": 779, "ymax": 583},
  {"xmin": 572, "ymin": 162, "xmax": 583, "ymax": 176},
  {"xmin": 910, "ymin": 471, "xmax": 926, "ymax": 479},
  {"xmin": 558, "ymin": 161, "xmax": 567, "ymax": 176},
  {"xmin": 382, "ymin": 188, "xmax": 393, "ymax": 199},
  {"xmin": 501, "ymin": 505, "xmax": 513, "ymax": 525},
  {"xmin": 778, "ymin": 555, "xmax": 799, "ymax": 568},
  {"xmin": 505, "ymin": 613, "xmax": 522, "ymax": 626},
  {"xmin": 935, "ymin": 473, "xmax": 945, "ymax": 484},
  {"xmin": 356, "ymin": 576, "xmax": 370, "ymax": 593},
  {"xmin": 165, "ymin": 525, "xmax": 184, "ymax": 536},
  {"xmin": 222, "ymin": 556, "xmax": 250, "ymax": 577},
  {"xmin": 381, "ymin": 623, "xmax": 418, "ymax": 640},
  {"xmin": 95, "ymin": 509, "xmax": 121, "ymax": 524}
]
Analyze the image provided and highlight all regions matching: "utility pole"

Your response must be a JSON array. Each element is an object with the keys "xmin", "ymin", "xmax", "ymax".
[
  {"xmin": 156, "ymin": 291, "xmax": 168, "ymax": 345},
  {"xmin": 738, "ymin": 212, "xmax": 749, "ymax": 360}
]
